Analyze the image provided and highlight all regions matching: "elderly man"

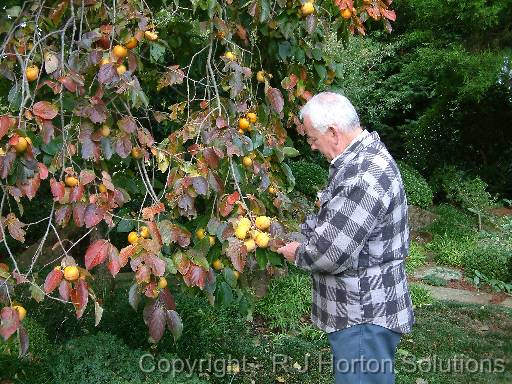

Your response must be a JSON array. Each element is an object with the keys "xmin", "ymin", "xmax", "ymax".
[{"xmin": 277, "ymin": 92, "xmax": 415, "ymax": 384}]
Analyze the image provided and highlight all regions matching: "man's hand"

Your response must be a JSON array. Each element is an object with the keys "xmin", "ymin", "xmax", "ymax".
[{"xmin": 277, "ymin": 241, "xmax": 301, "ymax": 263}]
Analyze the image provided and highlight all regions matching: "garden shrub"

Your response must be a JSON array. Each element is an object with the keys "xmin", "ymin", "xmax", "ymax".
[
  {"xmin": 430, "ymin": 165, "xmax": 494, "ymax": 211},
  {"xmin": 254, "ymin": 267, "xmax": 311, "ymax": 331},
  {"xmin": 409, "ymin": 283, "xmax": 434, "ymax": 308},
  {"xmin": 405, "ymin": 241, "xmax": 427, "ymax": 274},
  {"xmin": 0, "ymin": 318, "xmax": 53, "ymax": 383},
  {"xmin": 49, "ymin": 332, "xmax": 206, "ymax": 384},
  {"xmin": 288, "ymin": 160, "xmax": 328, "ymax": 198},
  {"xmin": 425, "ymin": 204, "xmax": 479, "ymax": 267},
  {"xmin": 461, "ymin": 241, "xmax": 512, "ymax": 282},
  {"xmin": 397, "ymin": 161, "xmax": 433, "ymax": 209}
]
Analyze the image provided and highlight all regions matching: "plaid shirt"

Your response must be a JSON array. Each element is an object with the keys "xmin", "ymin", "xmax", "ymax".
[{"xmin": 295, "ymin": 130, "xmax": 415, "ymax": 334}]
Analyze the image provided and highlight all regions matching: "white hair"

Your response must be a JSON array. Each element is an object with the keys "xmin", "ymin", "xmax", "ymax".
[{"xmin": 299, "ymin": 92, "xmax": 360, "ymax": 133}]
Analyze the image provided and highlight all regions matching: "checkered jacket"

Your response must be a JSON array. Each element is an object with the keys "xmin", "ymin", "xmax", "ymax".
[{"xmin": 295, "ymin": 130, "xmax": 415, "ymax": 334}]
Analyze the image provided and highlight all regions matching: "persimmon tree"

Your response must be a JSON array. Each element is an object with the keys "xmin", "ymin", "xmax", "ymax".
[{"xmin": 0, "ymin": 0, "xmax": 395, "ymax": 353}]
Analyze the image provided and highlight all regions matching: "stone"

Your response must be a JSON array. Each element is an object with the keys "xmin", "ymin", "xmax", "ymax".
[{"xmin": 414, "ymin": 266, "xmax": 463, "ymax": 282}]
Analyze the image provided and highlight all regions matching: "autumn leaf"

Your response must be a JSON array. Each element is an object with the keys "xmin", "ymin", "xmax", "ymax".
[
  {"xmin": 70, "ymin": 278, "xmax": 89, "ymax": 319},
  {"xmin": 157, "ymin": 65, "xmax": 185, "ymax": 91},
  {"xmin": 158, "ymin": 220, "xmax": 191, "ymax": 247},
  {"xmin": 142, "ymin": 202, "xmax": 165, "ymax": 221},
  {"xmin": 0, "ymin": 115, "xmax": 15, "ymax": 140},
  {"xmin": 32, "ymin": 101, "xmax": 59, "ymax": 120},
  {"xmin": 0, "ymin": 307, "xmax": 20, "ymax": 341},
  {"xmin": 54, "ymin": 205, "xmax": 72, "ymax": 227},
  {"xmin": 84, "ymin": 203, "xmax": 106, "ymax": 228},
  {"xmin": 84, "ymin": 239, "xmax": 111, "ymax": 270},
  {"xmin": 226, "ymin": 238, "xmax": 247, "ymax": 273},
  {"xmin": 3, "ymin": 213, "xmax": 26, "ymax": 243},
  {"xmin": 44, "ymin": 268, "xmax": 63, "ymax": 294},
  {"xmin": 117, "ymin": 116, "xmax": 137, "ymax": 133},
  {"xmin": 59, "ymin": 280, "xmax": 71, "ymax": 301},
  {"xmin": 182, "ymin": 264, "xmax": 209, "ymax": 290},
  {"xmin": 267, "ymin": 87, "xmax": 284, "ymax": 115},
  {"xmin": 143, "ymin": 301, "xmax": 166, "ymax": 343},
  {"xmin": 165, "ymin": 309, "xmax": 183, "ymax": 341},
  {"xmin": 50, "ymin": 178, "xmax": 65, "ymax": 201}
]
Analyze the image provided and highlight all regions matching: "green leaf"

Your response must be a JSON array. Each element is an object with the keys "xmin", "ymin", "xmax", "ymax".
[
  {"xmin": 149, "ymin": 42, "xmax": 166, "ymax": 63},
  {"xmin": 259, "ymin": 0, "xmax": 271, "ymax": 23},
  {"xmin": 217, "ymin": 281, "xmax": 234, "ymax": 307},
  {"xmin": 223, "ymin": 267, "xmax": 238, "ymax": 288},
  {"xmin": 312, "ymin": 48, "xmax": 322, "ymax": 61},
  {"xmin": 278, "ymin": 41, "xmax": 292, "ymax": 61},
  {"xmin": 280, "ymin": 163, "xmax": 295, "ymax": 192},
  {"xmin": 116, "ymin": 217, "xmax": 135, "ymax": 233},
  {"xmin": 190, "ymin": 252, "xmax": 210, "ymax": 270},
  {"xmin": 29, "ymin": 284, "xmax": 45, "ymax": 303},
  {"xmin": 282, "ymin": 147, "xmax": 300, "ymax": 157},
  {"xmin": 314, "ymin": 64, "xmax": 327, "ymax": 80},
  {"xmin": 267, "ymin": 251, "xmax": 283, "ymax": 267},
  {"xmin": 255, "ymin": 248, "xmax": 267, "ymax": 269}
]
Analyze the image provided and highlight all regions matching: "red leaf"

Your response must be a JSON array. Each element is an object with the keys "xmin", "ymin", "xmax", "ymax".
[
  {"xmin": 219, "ymin": 196, "xmax": 234, "ymax": 217},
  {"xmin": 98, "ymin": 63, "xmax": 116, "ymax": 84},
  {"xmin": 114, "ymin": 134, "xmax": 132, "ymax": 158},
  {"xmin": 158, "ymin": 221, "xmax": 191, "ymax": 248},
  {"xmin": 44, "ymin": 268, "xmax": 63, "ymax": 293},
  {"xmin": 84, "ymin": 239, "xmax": 110, "ymax": 270},
  {"xmin": 0, "ymin": 115, "xmax": 15, "ymax": 140},
  {"xmin": 159, "ymin": 288, "xmax": 176, "ymax": 310},
  {"xmin": 73, "ymin": 203, "xmax": 86, "ymax": 227},
  {"xmin": 4, "ymin": 213, "xmax": 26, "ymax": 243},
  {"xmin": 50, "ymin": 178, "xmax": 65, "ymax": 202},
  {"xmin": 38, "ymin": 163, "xmax": 49, "ymax": 179},
  {"xmin": 59, "ymin": 280, "xmax": 71, "ymax": 301},
  {"xmin": 0, "ymin": 307, "xmax": 20, "ymax": 341},
  {"xmin": 165, "ymin": 309, "xmax": 183, "ymax": 341},
  {"xmin": 182, "ymin": 264, "xmax": 208, "ymax": 290},
  {"xmin": 32, "ymin": 101, "xmax": 59, "ymax": 120},
  {"xmin": 135, "ymin": 264, "xmax": 151, "ymax": 283},
  {"xmin": 107, "ymin": 245, "xmax": 121, "ymax": 277},
  {"xmin": 142, "ymin": 203, "xmax": 165, "ymax": 221},
  {"xmin": 203, "ymin": 147, "xmax": 223, "ymax": 169},
  {"xmin": 227, "ymin": 238, "xmax": 247, "ymax": 273},
  {"xmin": 119, "ymin": 244, "xmax": 137, "ymax": 266},
  {"xmin": 281, "ymin": 74, "xmax": 298, "ymax": 90},
  {"xmin": 381, "ymin": 8, "xmax": 396, "ymax": 21},
  {"xmin": 69, "ymin": 184, "xmax": 84, "ymax": 203},
  {"xmin": 79, "ymin": 169, "xmax": 96, "ymax": 185},
  {"xmin": 41, "ymin": 119, "xmax": 55, "ymax": 144},
  {"xmin": 38, "ymin": 80, "xmax": 62, "ymax": 94},
  {"xmin": 137, "ymin": 127, "xmax": 155, "ymax": 147},
  {"xmin": 54, "ymin": 205, "xmax": 71, "ymax": 227},
  {"xmin": 59, "ymin": 76, "xmax": 77, "ymax": 92},
  {"xmin": 84, "ymin": 203, "xmax": 105, "ymax": 228},
  {"xmin": 227, "ymin": 191, "xmax": 240, "ymax": 205},
  {"xmin": 117, "ymin": 116, "xmax": 137, "ymax": 133},
  {"xmin": 143, "ymin": 301, "xmax": 166, "ymax": 342},
  {"xmin": 267, "ymin": 87, "xmax": 284, "ymax": 115},
  {"xmin": 208, "ymin": 171, "xmax": 224, "ymax": 194},
  {"xmin": 0, "ymin": 150, "xmax": 16, "ymax": 179},
  {"xmin": 71, "ymin": 279, "xmax": 89, "ymax": 319},
  {"xmin": 144, "ymin": 254, "xmax": 166, "ymax": 277},
  {"xmin": 147, "ymin": 221, "xmax": 163, "ymax": 247}
]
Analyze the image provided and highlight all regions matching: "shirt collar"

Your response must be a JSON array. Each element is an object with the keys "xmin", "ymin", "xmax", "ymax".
[{"xmin": 329, "ymin": 129, "xmax": 380, "ymax": 172}]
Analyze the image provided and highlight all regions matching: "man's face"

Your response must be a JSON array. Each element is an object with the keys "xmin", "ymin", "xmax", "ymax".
[{"xmin": 303, "ymin": 115, "xmax": 335, "ymax": 161}]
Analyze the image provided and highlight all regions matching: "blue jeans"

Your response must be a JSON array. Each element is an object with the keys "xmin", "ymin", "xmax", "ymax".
[{"xmin": 327, "ymin": 324, "xmax": 402, "ymax": 384}]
